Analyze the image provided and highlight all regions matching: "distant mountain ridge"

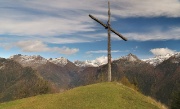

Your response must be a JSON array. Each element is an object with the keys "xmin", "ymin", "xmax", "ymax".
[
  {"xmin": 49, "ymin": 57, "xmax": 68, "ymax": 67},
  {"xmin": 117, "ymin": 53, "xmax": 141, "ymax": 62},
  {"xmin": 9, "ymin": 54, "xmax": 69, "ymax": 68},
  {"xmin": 9, "ymin": 53, "xmax": 142, "ymax": 68},
  {"xmin": 142, "ymin": 52, "xmax": 180, "ymax": 66},
  {"xmin": 74, "ymin": 53, "xmax": 141, "ymax": 67},
  {"xmin": 9, "ymin": 54, "xmax": 47, "ymax": 69},
  {"xmin": 9, "ymin": 52, "xmax": 180, "ymax": 67},
  {"xmin": 74, "ymin": 60, "xmax": 105, "ymax": 67},
  {"xmin": 9, "ymin": 54, "xmax": 80, "ymax": 90},
  {"xmin": 74, "ymin": 53, "xmax": 180, "ymax": 67}
]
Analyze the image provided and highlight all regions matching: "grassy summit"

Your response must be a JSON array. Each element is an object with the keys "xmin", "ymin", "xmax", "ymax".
[{"xmin": 0, "ymin": 82, "xmax": 166, "ymax": 109}]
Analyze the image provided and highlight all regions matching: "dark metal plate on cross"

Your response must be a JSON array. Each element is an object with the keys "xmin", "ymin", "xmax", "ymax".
[{"xmin": 89, "ymin": 1, "xmax": 127, "ymax": 82}]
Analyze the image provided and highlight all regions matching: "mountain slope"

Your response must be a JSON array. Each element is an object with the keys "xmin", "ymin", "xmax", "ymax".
[
  {"xmin": 143, "ymin": 53, "xmax": 180, "ymax": 66},
  {"xmin": 78, "ymin": 54, "xmax": 155, "ymax": 94},
  {"xmin": 10, "ymin": 54, "xmax": 80, "ymax": 90},
  {"xmin": 0, "ymin": 82, "xmax": 166, "ymax": 109},
  {"xmin": 152, "ymin": 55, "xmax": 180, "ymax": 105},
  {"xmin": 0, "ymin": 58, "xmax": 55, "ymax": 103}
]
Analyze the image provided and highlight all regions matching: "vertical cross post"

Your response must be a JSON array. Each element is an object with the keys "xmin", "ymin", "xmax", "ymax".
[
  {"xmin": 107, "ymin": 1, "xmax": 111, "ymax": 82},
  {"xmin": 89, "ymin": 1, "xmax": 127, "ymax": 82}
]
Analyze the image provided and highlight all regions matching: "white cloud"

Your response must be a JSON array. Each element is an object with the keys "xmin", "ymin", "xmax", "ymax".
[
  {"xmin": 83, "ymin": 27, "xmax": 180, "ymax": 41},
  {"xmin": 150, "ymin": 48, "xmax": 176, "ymax": 56},
  {"xmin": 15, "ymin": 40, "xmax": 49, "ymax": 52},
  {"xmin": 16, "ymin": 0, "xmax": 180, "ymax": 18},
  {"xmin": 0, "ymin": 0, "xmax": 180, "ymax": 48},
  {"xmin": 0, "ymin": 0, "xmax": 180, "ymax": 36},
  {"xmin": 0, "ymin": 17, "xmax": 94, "ymax": 37},
  {"xmin": 15, "ymin": 40, "xmax": 79, "ymax": 55},
  {"xmin": 95, "ymin": 56, "xmax": 108, "ymax": 64},
  {"xmin": 40, "ymin": 37, "xmax": 91, "ymax": 44},
  {"xmin": 111, "ymin": 0, "xmax": 180, "ymax": 17},
  {"xmin": 124, "ymin": 27, "xmax": 180, "ymax": 41},
  {"xmin": 55, "ymin": 46, "xmax": 79, "ymax": 55}
]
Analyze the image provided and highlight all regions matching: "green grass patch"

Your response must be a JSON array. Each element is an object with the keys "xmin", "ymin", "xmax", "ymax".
[{"xmin": 0, "ymin": 82, "xmax": 166, "ymax": 109}]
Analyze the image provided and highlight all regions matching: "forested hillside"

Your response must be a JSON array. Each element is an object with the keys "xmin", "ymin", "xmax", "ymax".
[{"xmin": 0, "ymin": 58, "xmax": 55, "ymax": 102}]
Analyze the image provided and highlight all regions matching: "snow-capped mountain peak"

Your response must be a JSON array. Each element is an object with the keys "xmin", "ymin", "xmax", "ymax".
[
  {"xmin": 9, "ymin": 54, "xmax": 69, "ymax": 67},
  {"xmin": 48, "ymin": 57, "xmax": 68, "ymax": 67},
  {"xmin": 9, "ymin": 54, "xmax": 48, "ymax": 68},
  {"xmin": 118, "ymin": 53, "xmax": 139, "ymax": 62},
  {"xmin": 142, "ymin": 53, "xmax": 180, "ymax": 66},
  {"xmin": 74, "ymin": 56, "xmax": 108, "ymax": 67},
  {"xmin": 8, "ymin": 52, "xmax": 180, "ymax": 68},
  {"xmin": 9, "ymin": 54, "xmax": 48, "ymax": 64},
  {"xmin": 74, "ymin": 54, "xmax": 140, "ymax": 67},
  {"xmin": 74, "ymin": 60, "xmax": 103, "ymax": 67}
]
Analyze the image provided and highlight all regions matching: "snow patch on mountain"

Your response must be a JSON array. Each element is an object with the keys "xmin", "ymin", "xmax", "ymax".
[
  {"xmin": 75, "ymin": 52, "xmax": 180, "ymax": 67},
  {"xmin": 174, "ymin": 53, "xmax": 180, "ymax": 58},
  {"xmin": 170, "ymin": 53, "xmax": 180, "ymax": 64},
  {"xmin": 48, "ymin": 57, "xmax": 68, "ymax": 67},
  {"xmin": 74, "ymin": 54, "xmax": 141, "ymax": 67},
  {"xmin": 8, "ymin": 52, "xmax": 180, "ymax": 68},
  {"xmin": 74, "ymin": 56, "xmax": 108, "ymax": 67},
  {"xmin": 74, "ymin": 60, "xmax": 101, "ymax": 67},
  {"xmin": 9, "ymin": 54, "xmax": 69, "ymax": 67},
  {"xmin": 9, "ymin": 54, "xmax": 48, "ymax": 65},
  {"xmin": 142, "ymin": 53, "xmax": 180, "ymax": 66}
]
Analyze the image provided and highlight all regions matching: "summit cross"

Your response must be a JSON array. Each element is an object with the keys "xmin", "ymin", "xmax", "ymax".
[{"xmin": 89, "ymin": 1, "xmax": 128, "ymax": 82}]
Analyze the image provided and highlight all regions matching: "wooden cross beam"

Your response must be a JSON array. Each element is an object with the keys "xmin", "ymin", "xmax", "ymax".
[
  {"xmin": 89, "ymin": 14, "xmax": 127, "ymax": 41},
  {"xmin": 89, "ymin": 1, "xmax": 127, "ymax": 82}
]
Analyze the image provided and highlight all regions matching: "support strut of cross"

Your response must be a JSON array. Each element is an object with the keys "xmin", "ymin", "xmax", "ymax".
[{"xmin": 89, "ymin": 1, "xmax": 127, "ymax": 82}]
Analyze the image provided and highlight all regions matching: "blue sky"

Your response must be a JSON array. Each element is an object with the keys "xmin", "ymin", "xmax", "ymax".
[{"xmin": 0, "ymin": 0, "xmax": 180, "ymax": 62}]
